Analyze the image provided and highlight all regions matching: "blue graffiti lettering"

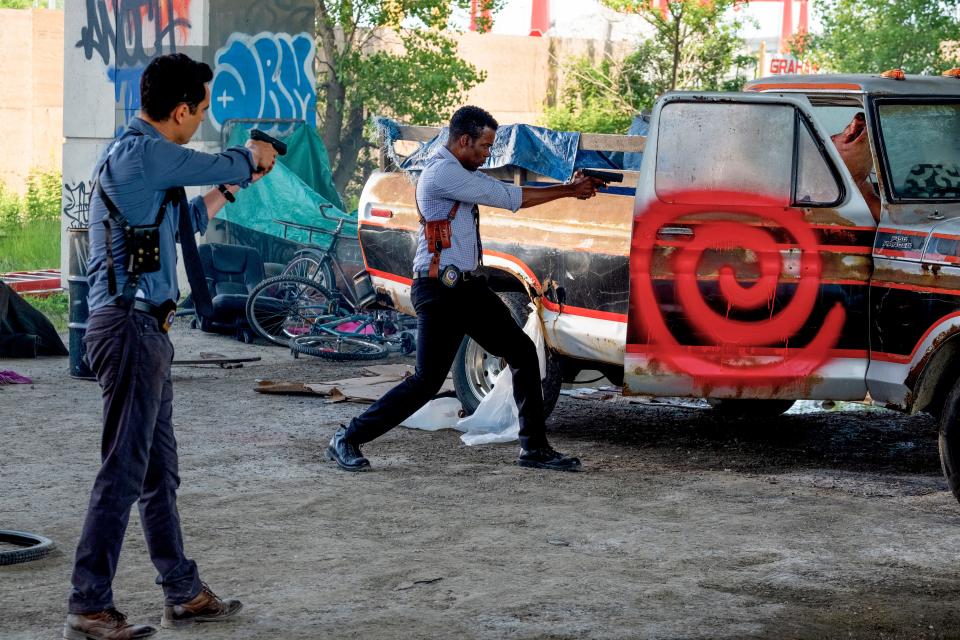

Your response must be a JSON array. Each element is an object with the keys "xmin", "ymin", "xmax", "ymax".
[{"xmin": 210, "ymin": 32, "xmax": 317, "ymax": 130}]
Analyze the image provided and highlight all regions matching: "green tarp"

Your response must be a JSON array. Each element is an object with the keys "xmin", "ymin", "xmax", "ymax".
[{"xmin": 216, "ymin": 125, "xmax": 353, "ymax": 251}]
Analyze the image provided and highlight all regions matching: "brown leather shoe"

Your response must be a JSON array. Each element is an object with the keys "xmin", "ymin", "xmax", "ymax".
[
  {"xmin": 160, "ymin": 582, "xmax": 242, "ymax": 628},
  {"xmin": 63, "ymin": 608, "xmax": 157, "ymax": 640}
]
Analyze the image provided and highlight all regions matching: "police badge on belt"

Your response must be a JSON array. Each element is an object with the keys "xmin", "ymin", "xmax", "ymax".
[{"xmin": 440, "ymin": 265, "xmax": 461, "ymax": 288}]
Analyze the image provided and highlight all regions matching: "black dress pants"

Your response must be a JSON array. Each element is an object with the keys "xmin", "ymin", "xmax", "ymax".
[{"xmin": 345, "ymin": 277, "xmax": 548, "ymax": 451}]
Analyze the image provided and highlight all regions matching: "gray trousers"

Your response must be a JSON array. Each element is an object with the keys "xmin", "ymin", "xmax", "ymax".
[{"xmin": 68, "ymin": 305, "xmax": 201, "ymax": 613}]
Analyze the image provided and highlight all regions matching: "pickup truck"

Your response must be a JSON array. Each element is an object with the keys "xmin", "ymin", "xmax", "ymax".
[{"xmin": 357, "ymin": 73, "xmax": 960, "ymax": 504}]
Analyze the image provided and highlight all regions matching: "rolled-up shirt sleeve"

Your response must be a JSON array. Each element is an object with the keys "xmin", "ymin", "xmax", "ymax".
[
  {"xmin": 187, "ymin": 196, "xmax": 209, "ymax": 237},
  {"xmin": 431, "ymin": 162, "xmax": 523, "ymax": 212},
  {"xmin": 144, "ymin": 139, "xmax": 256, "ymax": 191}
]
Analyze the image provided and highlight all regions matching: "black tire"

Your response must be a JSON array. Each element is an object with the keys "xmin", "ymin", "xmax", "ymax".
[
  {"xmin": 283, "ymin": 251, "xmax": 336, "ymax": 291},
  {"xmin": 707, "ymin": 398, "xmax": 796, "ymax": 419},
  {"xmin": 0, "ymin": 530, "xmax": 55, "ymax": 566},
  {"xmin": 290, "ymin": 334, "xmax": 388, "ymax": 361},
  {"xmin": 245, "ymin": 275, "xmax": 337, "ymax": 347},
  {"xmin": 939, "ymin": 380, "xmax": 960, "ymax": 504},
  {"xmin": 453, "ymin": 291, "xmax": 562, "ymax": 418}
]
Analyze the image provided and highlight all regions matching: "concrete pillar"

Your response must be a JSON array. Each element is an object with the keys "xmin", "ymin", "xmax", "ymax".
[{"xmin": 61, "ymin": 0, "xmax": 316, "ymax": 285}]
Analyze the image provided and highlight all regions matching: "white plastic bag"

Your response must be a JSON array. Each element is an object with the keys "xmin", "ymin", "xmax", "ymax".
[
  {"xmin": 399, "ymin": 303, "xmax": 547, "ymax": 445},
  {"xmin": 400, "ymin": 396, "xmax": 462, "ymax": 431},
  {"xmin": 459, "ymin": 304, "xmax": 546, "ymax": 446}
]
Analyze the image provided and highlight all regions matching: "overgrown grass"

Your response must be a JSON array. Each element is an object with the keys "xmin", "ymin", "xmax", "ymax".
[
  {"xmin": 25, "ymin": 292, "xmax": 69, "ymax": 333},
  {"xmin": 0, "ymin": 169, "xmax": 62, "ymax": 272},
  {"xmin": 0, "ymin": 219, "xmax": 61, "ymax": 272}
]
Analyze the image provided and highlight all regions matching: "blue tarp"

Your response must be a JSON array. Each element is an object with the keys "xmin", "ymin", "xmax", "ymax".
[{"xmin": 374, "ymin": 115, "xmax": 648, "ymax": 179}]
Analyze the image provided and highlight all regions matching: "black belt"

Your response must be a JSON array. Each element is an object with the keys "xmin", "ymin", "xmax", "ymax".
[
  {"xmin": 113, "ymin": 298, "xmax": 177, "ymax": 332},
  {"xmin": 413, "ymin": 269, "xmax": 479, "ymax": 281}
]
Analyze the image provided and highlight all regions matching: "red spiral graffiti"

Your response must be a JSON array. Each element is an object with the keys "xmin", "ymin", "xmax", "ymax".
[{"xmin": 629, "ymin": 191, "xmax": 845, "ymax": 385}]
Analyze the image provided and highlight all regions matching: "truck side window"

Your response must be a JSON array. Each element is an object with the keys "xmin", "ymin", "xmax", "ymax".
[
  {"xmin": 655, "ymin": 102, "xmax": 795, "ymax": 206},
  {"xmin": 794, "ymin": 117, "xmax": 841, "ymax": 205}
]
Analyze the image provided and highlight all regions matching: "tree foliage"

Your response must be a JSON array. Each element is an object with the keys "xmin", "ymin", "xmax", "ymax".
[
  {"xmin": 543, "ymin": 0, "xmax": 753, "ymax": 134},
  {"xmin": 316, "ymin": 0, "xmax": 501, "ymax": 196},
  {"xmin": 796, "ymin": 0, "xmax": 960, "ymax": 74}
]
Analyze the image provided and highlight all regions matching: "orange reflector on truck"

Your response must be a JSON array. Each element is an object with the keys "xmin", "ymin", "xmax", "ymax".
[
  {"xmin": 880, "ymin": 69, "xmax": 905, "ymax": 80},
  {"xmin": 370, "ymin": 208, "xmax": 394, "ymax": 218},
  {"xmin": 943, "ymin": 68, "xmax": 960, "ymax": 78}
]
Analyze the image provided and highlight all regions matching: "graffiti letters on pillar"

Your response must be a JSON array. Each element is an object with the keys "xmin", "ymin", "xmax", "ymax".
[
  {"xmin": 210, "ymin": 32, "xmax": 317, "ymax": 130},
  {"xmin": 77, "ymin": 0, "xmax": 192, "ymax": 125},
  {"xmin": 63, "ymin": 182, "xmax": 93, "ymax": 229},
  {"xmin": 628, "ymin": 190, "xmax": 846, "ymax": 386}
]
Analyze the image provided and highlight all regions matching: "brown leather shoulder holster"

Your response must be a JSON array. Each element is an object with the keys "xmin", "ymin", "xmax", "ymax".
[{"xmin": 418, "ymin": 200, "xmax": 460, "ymax": 278}]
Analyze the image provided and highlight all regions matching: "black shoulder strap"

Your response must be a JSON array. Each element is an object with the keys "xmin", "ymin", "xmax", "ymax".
[{"xmin": 93, "ymin": 128, "xmax": 169, "ymax": 298}]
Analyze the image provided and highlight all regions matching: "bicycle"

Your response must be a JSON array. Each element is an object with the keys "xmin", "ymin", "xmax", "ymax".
[
  {"xmin": 244, "ymin": 274, "xmax": 415, "ymax": 359},
  {"xmin": 244, "ymin": 207, "xmax": 416, "ymax": 358}
]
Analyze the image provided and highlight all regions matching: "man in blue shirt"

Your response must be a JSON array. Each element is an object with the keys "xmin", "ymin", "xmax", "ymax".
[
  {"xmin": 327, "ymin": 105, "xmax": 601, "ymax": 473},
  {"xmin": 64, "ymin": 53, "xmax": 277, "ymax": 640}
]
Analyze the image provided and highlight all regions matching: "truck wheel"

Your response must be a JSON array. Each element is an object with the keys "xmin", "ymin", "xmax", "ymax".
[
  {"xmin": 938, "ymin": 380, "xmax": 960, "ymax": 504},
  {"xmin": 453, "ymin": 292, "xmax": 562, "ymax": 419},
  {"xmin": 707, "ymin": 399, "xmax": 795, "ymax": 418}
]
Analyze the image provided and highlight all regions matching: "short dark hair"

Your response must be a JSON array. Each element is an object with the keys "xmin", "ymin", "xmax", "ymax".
[
  {"xmin": 140, "ymin": 53, "xmax": 213, "ymax": 121},
  {"xmin": 449, "ymin": 106, "xmax": 498, "ymax": 141}
]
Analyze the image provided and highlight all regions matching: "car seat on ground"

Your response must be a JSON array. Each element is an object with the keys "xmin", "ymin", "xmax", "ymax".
[{"xmin": 192, "ymin": 243, "xmax": 283, "ymax": 342}]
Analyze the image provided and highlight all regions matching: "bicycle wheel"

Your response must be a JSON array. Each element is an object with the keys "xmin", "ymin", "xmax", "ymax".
[
  {"xmin": 246, "ymin": 275, "xmax": 338, "ymax": 347},
  {"xmin": 0, "ymin": 530, "xmax": 55, "ymax": 566},
  {"xmin": 283, "ymin": 252, "xmax": 336, "ymax": 291},
  {"xmin": 290, "ymin": 334, "xmax": 388, "ymax": 361}
]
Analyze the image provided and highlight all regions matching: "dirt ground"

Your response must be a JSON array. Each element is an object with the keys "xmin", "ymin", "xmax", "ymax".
[{"xmin": 3, "ymin": 318, "xmax": 960, "ymax": 640}]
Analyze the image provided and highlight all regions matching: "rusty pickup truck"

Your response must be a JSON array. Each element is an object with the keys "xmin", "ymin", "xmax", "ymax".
[{"xmin": 358, "ymin": 73, "xmax": 960, "ymax": 504}]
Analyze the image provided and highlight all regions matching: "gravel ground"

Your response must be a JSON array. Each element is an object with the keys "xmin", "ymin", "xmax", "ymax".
[{"xmin": 2, "ymin": 318, "xmax": 960, "ymax": 640}]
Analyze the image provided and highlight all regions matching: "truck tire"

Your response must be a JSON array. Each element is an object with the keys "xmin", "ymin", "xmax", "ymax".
[
  {"xmin": 453, "ymin": 292, "xmax": 562, "ymax": 419},
  {"xmin": 938, "ymin": 379, "xmax": 960, "ymax": 504},
  {"xmin": 707, "ymin": 398, "xmax": 795, "ymax": 419}
]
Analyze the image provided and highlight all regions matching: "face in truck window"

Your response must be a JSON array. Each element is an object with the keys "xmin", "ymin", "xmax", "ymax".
[{"xmin": 877, "ymin": 103, "xmax": 960, "ymax": 200}]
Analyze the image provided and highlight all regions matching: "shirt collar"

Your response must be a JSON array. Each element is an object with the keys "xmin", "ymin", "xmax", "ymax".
[{"xmin": 127, "ymin": 117, "xmax": 164, "ymax": 139}]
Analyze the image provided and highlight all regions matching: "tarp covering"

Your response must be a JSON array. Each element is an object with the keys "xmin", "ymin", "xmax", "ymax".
[
  {"xmin": 0, "ymin": 282, "xmax": 68, "ymax": 358},
  {"xmin": 622, "ymin": 114, "xmax": 650, "ymax": 171},
  {"xmin": 218, "ymin": 125, "xmax": 353, "ymax": 252},
  {"xmin": 380, "ymin": 117, "xmax": 618, "ymax": 182}
]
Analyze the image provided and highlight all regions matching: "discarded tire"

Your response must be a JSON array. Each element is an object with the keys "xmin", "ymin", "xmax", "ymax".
[{"xmin": 0, "ymin": 530, "xmax": 55, "ymax": 566}]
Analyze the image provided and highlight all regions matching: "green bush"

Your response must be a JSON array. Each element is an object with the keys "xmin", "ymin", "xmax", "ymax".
[
  {"xmin": 25, "ymin": 168, "xmax": 62, "ymax": 222},
  {"xmin": 0, "ymin": 170, "xmax": 62, "ymax": 272}
]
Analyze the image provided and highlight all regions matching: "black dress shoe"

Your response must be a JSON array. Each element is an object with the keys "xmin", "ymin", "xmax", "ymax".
[
  {"xmin": 326, "ymin": 425, "xmax": 371, "ymax": 471},
  {"xmin": 517, "ymin": 445, "xmax": 582, "ymax": 472}
]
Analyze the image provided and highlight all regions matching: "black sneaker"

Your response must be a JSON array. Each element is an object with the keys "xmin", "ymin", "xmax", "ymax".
[
  {"xmin": 517, "ymin": 445, "xmax": 582, "ymax": 472},
  {"xmin": 326, "ymin": 425, "xmax": 371, "ymax": 471}
]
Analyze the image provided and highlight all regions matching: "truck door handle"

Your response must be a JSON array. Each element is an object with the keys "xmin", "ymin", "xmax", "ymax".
[{"xmin": 657, "ymin": 226, "xmax": 694, "ymax": 238}]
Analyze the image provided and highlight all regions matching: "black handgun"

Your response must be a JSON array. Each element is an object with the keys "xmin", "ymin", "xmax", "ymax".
[
  {"xmin": 580, "ymin": 168, "xmax": 624, "ymax": 184},
  {"xmin": 250, "ymin": 128, "xmax": 288, "ymax": 156}
]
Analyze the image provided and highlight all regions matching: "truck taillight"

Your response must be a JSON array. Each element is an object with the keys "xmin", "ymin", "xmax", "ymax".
[
  {"xmin": 943, "ymin": 68, "xmax": 960, "ymax": 78},
  {"xmin": 880, "ymin": 69, "xmax": 905, "ymax": 80},
  {"xmin": 370, "ymin": 208, "xmax": 394, "ymax": 218}
]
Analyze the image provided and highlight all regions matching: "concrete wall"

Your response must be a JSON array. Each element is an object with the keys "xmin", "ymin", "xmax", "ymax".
[
  {"xmin": 0, "ymin": 9, "xmax": 64, "ymax": 194},
  {"xmin": 61, "ymin": 0, "xmax": 317, "ymax": 275},
  {"xmin": 455, "ymin": 31, "xmax": 633, "ymax": 125}
]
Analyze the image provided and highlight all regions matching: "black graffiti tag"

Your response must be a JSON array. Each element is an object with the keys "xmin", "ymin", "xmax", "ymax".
[
  {"xmin": 76, "ymin": 0, "xmax": 191, "ymax": 67},
  {"xmin": 63, "ymin": 181, "xmax": 92, "ymax": 229}
]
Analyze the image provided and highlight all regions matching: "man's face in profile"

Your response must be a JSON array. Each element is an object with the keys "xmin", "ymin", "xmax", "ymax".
[
  {"xmin": 458, "ymin": 127, "xmax": 496, "ymax": 171},
  {"xmin": 831, "ymin": 112, "xmax": 873, "ymax": 182}
]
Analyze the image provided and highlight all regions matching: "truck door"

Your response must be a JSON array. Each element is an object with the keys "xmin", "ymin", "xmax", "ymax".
[
  {"xmin": 866, "ymin": 98, "xmax": 960, "ymax": 408},
  {"xmin": 624, "ymin": 93, "xmax": 876, "ymax": 400}
]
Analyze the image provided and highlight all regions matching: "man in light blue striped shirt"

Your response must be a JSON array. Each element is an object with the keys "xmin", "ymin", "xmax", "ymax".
[{"xmin": 329, "ymin": 106, "xmax": 601, "ymax": 473}]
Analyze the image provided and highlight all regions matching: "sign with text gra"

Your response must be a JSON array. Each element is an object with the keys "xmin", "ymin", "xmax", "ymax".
[{"xmin": 768, "ymin": 54, "xmax": 813, "ymax": 75}]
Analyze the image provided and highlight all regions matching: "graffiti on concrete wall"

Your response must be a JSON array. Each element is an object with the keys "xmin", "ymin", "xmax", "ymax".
[
  {"xmin": 63, "ymin": 181, "xmax": 93, "ymax": 229},
  {"xmin": 76, "ymin": 0, "xmax": 193, "ymax": 125},
  {"xmin": 209, "ymin": 31, "xmax": 317, "ymax": 130}
]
